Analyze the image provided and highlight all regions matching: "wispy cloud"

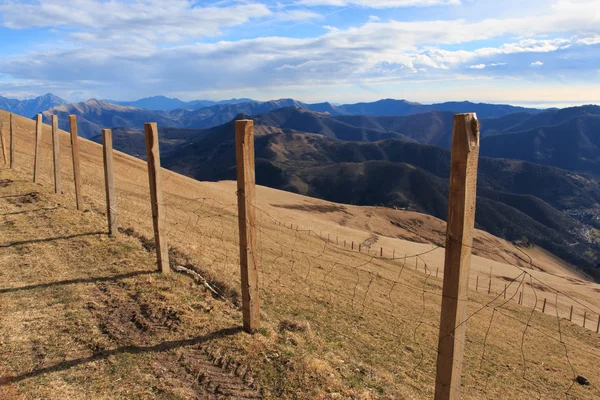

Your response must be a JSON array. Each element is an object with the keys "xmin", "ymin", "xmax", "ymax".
[
  {"xmin": 0, "ymin": 0, "xmax": 598, "ymax": 103},
  {"xmin": 295, "ymin": 0, "xmax": 460, "ymax": 7}
]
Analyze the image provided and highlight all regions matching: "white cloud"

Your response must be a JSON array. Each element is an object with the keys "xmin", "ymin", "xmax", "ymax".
[
  {"xmin": 274, "ymin": 9, "xmax": 323, "ymax": 21},
  {"xmin": 0, "ymin": 0, "xmax": 272, "ymax": 44},
  {"xmin": 531, "ymin": 61, "xmax": 544, "ymax": 66},
  {"xmin": 295, "ymin": 0, "xmax": 460, "ymax": 7},
  {"xmin": 0, "ymin": 0, "xmax": 599, "ymax": 101}
]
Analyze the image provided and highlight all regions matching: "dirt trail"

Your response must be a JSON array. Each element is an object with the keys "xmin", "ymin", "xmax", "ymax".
[{"xmin": 0, "ymin": 170, "xmax": 260, "ymax": 399}]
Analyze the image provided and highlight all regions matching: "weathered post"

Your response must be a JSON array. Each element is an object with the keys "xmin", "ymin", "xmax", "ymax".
[
  {"xmin": 569, "ymin": 305, "xmax": 573, "ymax": 321},
  {"xmin": 102, "ymin": 129, "xmax": 117, "ymax": 236},
  {"xmin": 33, "ymin": 114, "xmax": 43, "ymax": 183},
  {"xmin": 235, "ymin": 119, "xmax": 260, "ymax": 333},
  {"xmin": 476, "ymin": 276, "xmax": 479, "ymax": 291},
  {"xmin": 380, "ymin": 247, "xmax": 383, "ymax": 257},
  {"xmin": 583, "ymin": 311, "xmax": 587, "ymax": 328},
  {"xmin": 519, "ymin": 291, "xmax": 523, "ymax": 305},
  {"xmin": 542, "ymin": 298, "xmax": 547, "ymax": 313},
  {"xmin": 144, "ymin": 122, "xmax": 170, "ymax": 274},
  {"xmin": 488, "ymin": 278, "xmax": 491, "ymax": 295},
  {"xmin": 52, "ymin": 115, "xmax": 61, "ymax": 194},
  {"xmin": 435, "ymin": 113, "xmax": 480, "ymax": 400},
  {"xmin": 596, "ymin": 315, "xmax": 599, "ymax": 333},
  {"xmin": 504, "ymin": 284, "xmax": 507, "ymax": 299},
  {"xmin": 9, "ymin": 114, "xmax": 15, "ymax": 169},
  {"xmin": 0, "ymin": 120, "xmax": 6, "ymax": 165},
  {"xmin": 69, "ymin": 115, "xmax": 84, "ymax": 210}
]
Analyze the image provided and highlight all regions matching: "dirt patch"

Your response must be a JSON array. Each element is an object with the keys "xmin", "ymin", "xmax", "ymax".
[
  {"xmin": 7, "ymin": 191, "xmax": 41, "ymax": 206},
  {"xmin": 0, "ymin": 179, "xmax": 12, "ymax": 188},
  {"xmin": 84, "ymin": 280, "xmax": 259, "ymax": 399},
  {"xmin": 270, "ymin": 203, "xmax": 349, "ymax": 215}
]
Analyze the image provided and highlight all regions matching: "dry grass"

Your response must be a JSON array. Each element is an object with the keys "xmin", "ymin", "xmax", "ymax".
[{"xmin": 1, "ymin": 110, "xmax": 600, "ymax": 399}]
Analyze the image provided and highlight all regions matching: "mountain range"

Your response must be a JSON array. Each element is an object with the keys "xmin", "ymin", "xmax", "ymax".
[
  {"xmin": 39, "ymin": 97, "xmax": 543, "ymax": 139},
  {"xmin": 0, "ymin": 93, "xmax": 68, "ymax": 118},
  {"xmin": 104, "ymin": 95, "xmax": 254, "ymax": 110}
]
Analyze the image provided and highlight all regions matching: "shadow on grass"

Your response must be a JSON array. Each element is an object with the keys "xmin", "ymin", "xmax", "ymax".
[
  {"xmin": 0, "ymin": 270, "xmax": 156, "ymax": 294},
  {"xmin": 1, "ymin": 231, "xmax": 106, "ymax": 248},
  {"xmin": 0, "ymin": 327, "xmax": 243, "ymax": 386},
  {"xmin": 0, "ymin": 207, "xmax": 58, "ymax": 216}
]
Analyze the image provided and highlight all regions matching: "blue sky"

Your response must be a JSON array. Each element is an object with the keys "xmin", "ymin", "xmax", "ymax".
[{"xmin": 0, "ymin": 0, "xmax": 599, "ymax": 107}]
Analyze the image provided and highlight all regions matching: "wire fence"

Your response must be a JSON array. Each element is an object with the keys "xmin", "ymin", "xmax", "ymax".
[{"xmin": 1, "ymin": 110, "xmax": 600, "ymax": 399}]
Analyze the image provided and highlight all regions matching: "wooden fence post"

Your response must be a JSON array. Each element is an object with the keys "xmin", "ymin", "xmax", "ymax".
[
  {"xmin": 476, "ymin": 276, "xmax": 479, "ymax": 291},
  {"xmin": 488, "ymin": 279, "xmax": 491, "ymax": 295},
  {"xmin": 352, "ymin": 241, "xmax": 354, "ymax": 250},
  {"xmin": 9, "ymin": 114, "xmax": 15, "ymax": 169},
  {"xmin": 519, "ymin": 291, "xmax": 523, "ymax": 305},
  {"xmin": 51, "ymin": 115, "xmax": 61, "ymax": 194},
  {"xmin": 504, "ymin": 284, "xmax": 507, "ymax": 299},
  {"xmin": 380, "ymin": 247, "xmax": 383, "ymax": 257},
  {"xmin": 542, "ymin": 298, "xmax": 547, "ymax": 313},
  {"xmin": 435, "ymin": 113, "xmax": 480, "ymax": 400},
  {"xmin": 144, "ymin": 122, "xmax": 170, "ymax": 274},
  {"xmin": 569, "ymin": 305, "xmax": 573, "ymax": 321},
  {"xmin": 583, "ymin": 311, "xmax": 587, "ymax": 328},
  {"xmin": 0, "ymin": 120, "xmax": 6, "ymax": 165},
  {"xmin": 33, "ymin": 114, "xmax": 43, "ymax": 183},
  {"xmin": 102, "ymin": 129, "xmax": 117, "ymax": 236},
  {"xmin": 235, "ymin": 120, "xmax": 260, "ymax": 333},
  {"xmin": 69, "ymin": 116, "xmax": 83, "ymax": 210}
]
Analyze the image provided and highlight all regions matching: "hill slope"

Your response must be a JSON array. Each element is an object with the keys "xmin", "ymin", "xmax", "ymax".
[
  {"xmin": 481, "ymin": 107, "xmax": 600, "ymax": 175},
  {"xmin": 163, "ymin": 126, "xmax": 600, "ymax": 276},
  {"xmin": 2, "ymin": 109, "xmax": 600, "ymax": 399}
]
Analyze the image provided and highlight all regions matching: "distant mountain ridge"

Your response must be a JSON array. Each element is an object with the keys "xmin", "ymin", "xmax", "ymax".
[
  {"xmin": 105, "ymin": 96, "xmax": 255, "ymax": 111},
  {"xmin": 0, "ymin": 93, "xmax": 68, "ymax": 117},
  {"xmin": 38, "ymin": 97, "xmax": 545, "ymax": 140}
]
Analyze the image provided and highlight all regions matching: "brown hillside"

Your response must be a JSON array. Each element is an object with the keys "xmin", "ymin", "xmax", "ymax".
[{"xmin": 1, "ymin": 109, "xmax": 600, "ymax": 399}]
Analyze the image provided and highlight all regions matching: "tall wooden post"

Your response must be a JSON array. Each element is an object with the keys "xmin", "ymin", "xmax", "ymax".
[
  {"xmin": 102, "ymin": 129, "xmax": 117, "ymax": 236},
  {"xmin": 9, "ymin": 114, "xmax": 15, "ymax": 169},
  {"xmin": 51, "ymin": 115, "xmax": 61, "ymax": 194},
  {"xmin": 0, "ymin": 120, "xmax": 6, "ymax": 165},
  {"xmin": 69, "ymin": 116, "xmax": 83, "ymax": 210},
  {"xmin": 569, "ymin": 305, "xmax": 573, "ymax": 321},
  {"xmin": 33, "ymin": 114, "xmax": 43, "ymax": 183},
  {"xmin": 144, "ymin": 122, "xmax": 170, "ymax": 274},
  {"xmin": 435, "ymin": 113, "xmax": 480, "ymax": 400},
  {"xmin": 583, "ymin": 311, "xmax": 587, "ymax": 328},
  {"xmin": 235, "ymin": 120, "xmax": 260, "ymax": 333},
  {"xmin": 542, "ymin": 298, "xmax": 547, "ymax": 313}
]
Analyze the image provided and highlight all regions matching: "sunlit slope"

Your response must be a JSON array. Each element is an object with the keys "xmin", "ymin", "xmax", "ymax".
[{"xmin": 2, "ymin": 109, "xmax": 599, "ymax": 399}]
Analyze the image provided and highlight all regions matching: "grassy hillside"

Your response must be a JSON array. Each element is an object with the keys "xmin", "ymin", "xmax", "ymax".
[
  {"xmin": 163, "ymin": 128, "xmax": 600, "ymax": 276},
  {"xmin": 2, "ymin": 109, "xmax": 600, "ymax": 399}
]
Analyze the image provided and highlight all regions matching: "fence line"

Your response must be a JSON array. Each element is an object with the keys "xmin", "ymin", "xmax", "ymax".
[{"xmin": 2, "ymin": 109, "xmax": 599, "ymax": 399}]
